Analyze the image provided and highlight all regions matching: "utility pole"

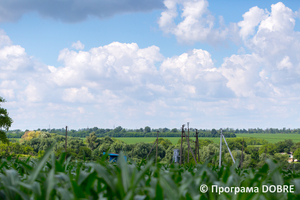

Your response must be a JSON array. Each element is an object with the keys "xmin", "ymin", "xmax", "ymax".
[
  {"xmin": 187, "ymin": 122, "xmax": 189, "ymax": 163},
  {"xmin": 156, "ymin": 131, "xmax": 159, "ymax": 164},
  {"xmin": 146, "ymin": 131, "xmax": 159, "ymax": 161},
  {"xmin": 65, "ymin": 126, "xmax": 68, "ymax": 160},
  {"xmin": 195, "ymin": 129, "xmax": 199, "ymax": 162},
  {"xmin": 219, "ymin": 128, "xmax": 222, "ymax": 167},
  {"xmin": 183, "ymin": 128, "xmax": 197, "ymax": 164},
  {"xmin": 180, "ymin": 125, "xmax": 184, "ymax": 165}
]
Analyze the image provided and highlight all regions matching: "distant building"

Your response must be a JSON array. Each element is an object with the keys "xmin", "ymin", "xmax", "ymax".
[{"xmin": 103, "ymin": 152, "xmax": 127, "ymax": 162}]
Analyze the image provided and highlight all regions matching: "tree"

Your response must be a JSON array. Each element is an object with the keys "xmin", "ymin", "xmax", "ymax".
[
  {"xmin": 211, "ymin": 129, "xmax": 218, "ymax": 137},
  {"xmin": 0, "ymin": 97, "xmax": 13, "ymax": 144},
  {"xmin": 273, "ymin": 153, "xmax": 289, "ymax": 167},
  {"xmin": 114, "ymin": 126, "xmax": 123, "ymax": 133},
  {"xmin": 171, "ymin": 128, "xmax": 178, "ymax": 133},
  {"xmin": 276, "ymin": 139, "xmax": 294, "ymax": 153},
  {"xmin": 294, "ymin": 148, "xmax": 300, "ymax": 161},
  {"xmin": 259, "ymin": 143, "xmax": 277, "ymax": 155},
  {"xmin": 162, "ymin": 128, "xmax": 169, "ymax": 132},
  {"xmin": 86, "ymin": 132, "xmax": 101, "ymax": 150},
  {"xmin": 226, "ymin": 138, "xmax": 247, "ymax": 150},
  {"xmin": 153, "ymin": 138, "xmax": 172, "ymax": 150},
  {"xmin": 144, "ymin": 126, "xmax": 151, "ymax": 133}
]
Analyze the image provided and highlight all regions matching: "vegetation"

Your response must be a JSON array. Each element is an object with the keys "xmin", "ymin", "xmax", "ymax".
[
  {"xmin": 1, "ymin": 94, "xmax": 300, "ymax": 199},
  {"xmin": 6, "ymin": 126, "xmax": 237, "ymax": 138},
  {"xmin": 3, "ymin": 131, "xmax": 300, "ymax": 171},
  {"xmin": 0, "ymin": 97, "xmax": 12, "ymax": 144},
  {"xmin": 0, "ymin": 146, "xmax": 299, "ymax": 199}
]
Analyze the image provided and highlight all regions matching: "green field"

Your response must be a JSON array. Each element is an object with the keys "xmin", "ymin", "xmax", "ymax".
[
  {"xmin": 235, "ymin": 133, "xmax": 300, "ymax": 143},
  {"xmin": 115, "ymin": 133, "xmax": 300, "ymax": 144}
]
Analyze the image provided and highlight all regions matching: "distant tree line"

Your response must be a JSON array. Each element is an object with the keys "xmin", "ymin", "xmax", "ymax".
[
  {"xmin": 6, "ymin": 127, "xmax": 236, "ymax": 138},
  {"xmin": 5, "ymin": 126, "xmax": 300, "ymax": 139}
]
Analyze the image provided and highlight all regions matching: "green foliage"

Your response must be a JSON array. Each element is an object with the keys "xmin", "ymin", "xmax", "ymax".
[
  {"xmin": 198, "ymin": 139, "xmax": 214, "ymax": 147},
  {"xmin": 0, "ymin": 97, "xmax": 12, "ymax": 144},
  {"xmin": 226, "ymin": 138, "xmax": 248, "ymax": 150},
  {"xmin": 294, "ymin": 148, "xmax": 300, "ymax": 161},
  {"xmin": 276, "ymin": 139, "xmax": 294, "ymax": 153},
  {"xmin": 0, "ymin": 148, "xmax": 299, "ymax": 199},
  {"xmin": 144, "ymin": 126, "xmax": 151, "ymax": 133},
  {"xmin": 274, "ymin": 153, "xmax": 289, "ymax": 167},
  {"xmin": 85, "ymin": 132, "xmax": 101, "ymax": 150},
  {"xmin": 259, "ymin": 143, "xmax": 278, "ymax": 155},
  {"xmin": 200, "ymin": 143, "xmax": 219, "ymax": 164},
  {"xmin": 153, "ymin": 138, "xmax": 172, "ymax": 150},
  {"xmin": 0, "ymin": 143, "xmax": 35, "ymax": 158}
]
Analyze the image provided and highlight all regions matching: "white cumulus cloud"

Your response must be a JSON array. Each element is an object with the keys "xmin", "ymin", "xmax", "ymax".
[{"xmin": 158, "ymin": 0, "xmax": 230, "ymax": 44}]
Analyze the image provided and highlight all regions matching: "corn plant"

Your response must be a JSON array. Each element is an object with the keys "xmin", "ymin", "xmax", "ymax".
[{"xmin": 0, "ymin": 145, "xmax": 299, "ymax": 199}]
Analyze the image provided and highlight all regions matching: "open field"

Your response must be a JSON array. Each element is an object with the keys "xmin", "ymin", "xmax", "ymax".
[
  {"xmin": 115, "ymin": 134, "xmax": 300, "ymax": 144},
  {"xmin": 235, "ymin": 133, "xmax": 300, "ymax": 143}
]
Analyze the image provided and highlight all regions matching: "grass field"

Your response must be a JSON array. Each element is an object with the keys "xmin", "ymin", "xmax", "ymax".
[
  {"xmin": 115, "ymin": 133, "xmax": 300, "ymax": 144},
  {"xmin": 235, "ymin": 133, "xmax": 300, "ymax": 143}
]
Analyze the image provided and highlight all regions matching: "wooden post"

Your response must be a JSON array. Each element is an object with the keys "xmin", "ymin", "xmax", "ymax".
[
  {"xmin": 187, "ymin": 122, "xmax": 189, "ymax": 163},
  {"xmin": 180, "ymin": 125, "xmax": 184, "ymax": 165},
  {"xmin": 195, "ymin": 141, "xmax": 197, "ymax": 160},
  {"xmin": 196, "ymin": 129, "xmax": 199, "ymax": 162},
  {"xmin": 65, "ymin": 126, "xmax": 67, "ymax": 160},
  {"xmin": 146, "ymin": 138, "xmax": 157, "ymax": 159},
  {"xmin": 156, "ymin": 131, "xmax": 158, "ymax": 164},
  {"xmin": 183, "ymin": 129, "xmax": 197, "ymax": 164}
]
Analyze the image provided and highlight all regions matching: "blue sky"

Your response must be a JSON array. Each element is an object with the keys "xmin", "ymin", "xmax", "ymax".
[{"xmin": 1, "ymin": 0, "xmax": 300, "ymax": 130}]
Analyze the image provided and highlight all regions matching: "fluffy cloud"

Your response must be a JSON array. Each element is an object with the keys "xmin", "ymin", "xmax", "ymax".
[
  {"xmin": 0, "ymin": 0, "xmax": 165, "ymax": 23},
  {"xmin": 158, "ymin": 0, "xmax": 229, "ymax": 44},
  {"xmin": 63, "ymin": 87, "xmax": 94, "ymax": 103},
  {"xmin": 0, "ymin": 30, "xmax": 51, "ymax": 104},
  {"xmin": 2, "ymin": 1, "xmax": 300, "ymax": 129},
  {"xmin": 71, "ymin": 41, "xmax": 84, "ymax": 50},
  {"xmin": 238, "ymin": 6, "xmax": 268, "ymax": 40},
  {"xmin": 51, "ymin": 42, "xmax": 164, "ymax": 92},
  {"xmin": 232, "ymin": 2, "xmax": 300, "ymax": 98},
  {"xmin": 160, "ymin": 49, "xmax": 231, "ymax": 98}
]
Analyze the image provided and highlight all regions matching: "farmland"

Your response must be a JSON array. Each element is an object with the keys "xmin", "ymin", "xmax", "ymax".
[
  {"xmin": 0, "ymin": 146, "xmax": 299, "ymax": 200},
  {"xmin": 113, "ymin": 133, "xmax": 300, "ymax": 144},
  {"xmin": 1, "ymin": 131, "xmax": 300, "ymax": 199}
]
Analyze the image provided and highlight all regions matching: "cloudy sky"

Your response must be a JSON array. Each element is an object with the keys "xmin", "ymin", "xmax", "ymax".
[{"xmin": 1, "ymin": 0, "xmax": 300, "ymax": 130}]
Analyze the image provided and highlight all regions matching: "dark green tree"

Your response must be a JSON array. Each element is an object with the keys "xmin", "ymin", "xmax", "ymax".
[
  {"xmin": 144, "ymin": 126, "xmax": 151, "ymax": 133},
  {"xmin": 0, "ymin": 97, "xmax": 12, "ymax": 144},
  {"xmin": 86, "ymin": 132, "xmax": 101, "ymax": 150},
  {"xmin": 211, "ymin": 129, "xmax": 218, "ymax": 137}
]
